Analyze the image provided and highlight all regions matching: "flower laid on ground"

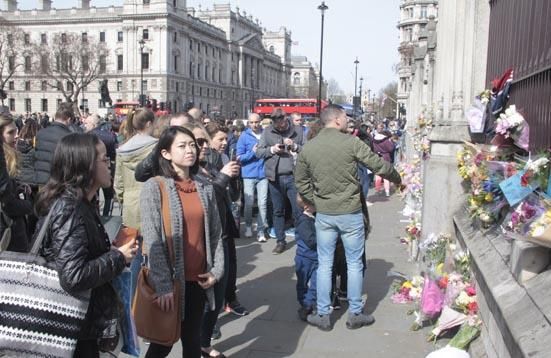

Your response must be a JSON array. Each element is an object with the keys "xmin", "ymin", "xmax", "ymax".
[
  {"xmin": 522, "ymin": 156, "xmax": 550, "ymax": 188},
  {"xmin": 420, "ymin": 233, "xmax": 450, "ymax": 267},
  {"xmin": 506, "ymin": 200, "xmax": 539, "ymax": 233},
  {"xmin": 479, "ymin": 89, "xmax": 491, "ymax": 105}
]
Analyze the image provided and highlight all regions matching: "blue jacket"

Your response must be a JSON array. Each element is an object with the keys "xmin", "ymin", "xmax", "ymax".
[
  {"xmin": 236, "ymin": 128, "xmax": 265, "ymax": 179},
  {"xmin": 295, "ymin": 213, "xmax": 317, "ymax": 260}
]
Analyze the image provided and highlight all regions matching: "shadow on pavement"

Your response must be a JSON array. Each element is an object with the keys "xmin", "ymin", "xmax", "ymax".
[{"xmin": 364, "ymin": 258, "xmax": 395, "ymax": 314}]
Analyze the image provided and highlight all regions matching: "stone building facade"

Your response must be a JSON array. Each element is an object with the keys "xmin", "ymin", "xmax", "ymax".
[
  {"xmin": 0, "ymin": 0, "xmax": 292, "ymax": 118},
  {"xmin": 289, "ymin": 56, "xmax": 320, "ymax": 99},
  {"xmin": 396, "ymin": 0, "xmax": 438, "ymax": 112}
]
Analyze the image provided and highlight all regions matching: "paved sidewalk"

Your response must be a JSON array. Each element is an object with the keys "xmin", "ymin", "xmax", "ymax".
[{"xmin": 130, "ymin": 194, "xmax": 433, "ymax": 357}]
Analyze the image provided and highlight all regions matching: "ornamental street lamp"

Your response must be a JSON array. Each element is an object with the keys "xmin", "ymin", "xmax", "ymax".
[
  {"xmin": 317, "ymin": 1, "xmax": 328, "ymax": 115},
  {"xmin": 139, "ymin": 38, "xmax": 145, "ymax": 107},
  {"xmin": 353, "ymin": 57, "xmax": 359, "ymax": 118}
]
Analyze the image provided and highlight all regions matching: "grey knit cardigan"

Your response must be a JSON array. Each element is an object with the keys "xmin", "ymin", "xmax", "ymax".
[{"xmin": 140, "ymin": 175, "xmax": 225, "ymax": 315}]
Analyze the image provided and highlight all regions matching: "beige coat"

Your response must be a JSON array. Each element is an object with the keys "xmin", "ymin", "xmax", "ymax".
[{"xmin": 114, "ymin": 134, "xmax": 157, "ymax": 230}]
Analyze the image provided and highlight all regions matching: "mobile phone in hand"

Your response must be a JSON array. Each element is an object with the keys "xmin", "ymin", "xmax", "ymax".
[{"xmin": 229, "ymin": 148, "xmax": 237, "ymax": 161}]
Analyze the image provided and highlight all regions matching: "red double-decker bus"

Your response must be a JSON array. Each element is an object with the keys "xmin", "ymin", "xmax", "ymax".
[{"xmin": 253, "ymin": 98, "xmax": 328, "ymax": 117}]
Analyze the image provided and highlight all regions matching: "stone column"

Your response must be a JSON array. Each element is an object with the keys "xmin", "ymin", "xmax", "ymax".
[{"xmin": 420, "ymin": 0, "xmax": 489, "ymax": 238}]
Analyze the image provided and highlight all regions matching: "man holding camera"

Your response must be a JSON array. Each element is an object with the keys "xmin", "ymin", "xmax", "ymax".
[{"xmin": 255, "ymin": 108, "xmax": 305, "ymax": 254}]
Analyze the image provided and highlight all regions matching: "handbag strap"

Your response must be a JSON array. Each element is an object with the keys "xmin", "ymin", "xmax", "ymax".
[
  {"xmin": 154, "ymin": 177, "xmax": 176, "ymax": 266},
  {"xmin": 30, "ymin": 202, "xmax": 57, "ymax": 255}
]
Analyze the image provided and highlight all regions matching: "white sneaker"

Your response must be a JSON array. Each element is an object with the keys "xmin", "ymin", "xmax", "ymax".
[
  {"xmin": 365, "ymin": 200, "xmax": 374, "ymax": 207},
  {"xmin": 257, "ymin": 235, "xmax": 267, "ymax": 243},
  {"xmin": 244, "ymin": 227, "xmax": 253, "ymax": 238}
]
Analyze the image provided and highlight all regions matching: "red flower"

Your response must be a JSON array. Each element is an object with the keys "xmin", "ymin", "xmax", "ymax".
[
  {"xmin": 520, "ymin": 172, "xmax": 532, "ymax": 187},
  {"xmin": 438, "ymin": 276, "xmax": 449, "ymax": 289},
  {"xmin": 467, "ymin": 301, "xmax": 479, "ymax": 314},
  {"xmin": 465, "ymin": 285, "xmax": 476, "ymax": 296}
]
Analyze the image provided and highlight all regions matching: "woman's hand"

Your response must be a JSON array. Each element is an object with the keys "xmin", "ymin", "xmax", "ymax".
[
  {"xmin": 116, "ymin": 239, "xmax": 138, "ymax": 264},
  {"xmin": 220, "ymin": 161, "xmax": 240, "ymax": 178},
  {"xmin": 197, "ymin": 272, "xmax": 216, "ymax": 289},
  {"xmin": 155, "ymin": 292, "xmax": 175, "ymax": 312}
]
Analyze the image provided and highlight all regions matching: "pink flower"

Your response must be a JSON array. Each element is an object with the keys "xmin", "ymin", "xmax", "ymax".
[
  {"xmin": 467, "ymin": 302, "xmax": 479, "ymax": 314},
  {"xmin": 465, "ymin": 285, "xmax": 476, "ymax": 296}
]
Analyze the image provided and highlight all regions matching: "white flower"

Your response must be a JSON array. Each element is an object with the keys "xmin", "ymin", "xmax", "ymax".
[{"xmin": 525, "ymin": 157, "xmax": 549, "ymax": 173}]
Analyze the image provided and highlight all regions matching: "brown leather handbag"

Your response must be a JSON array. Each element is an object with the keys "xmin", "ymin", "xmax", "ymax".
[{"xmin": 132, "ymin": 178, "xmax": 181, "ymax": 346}]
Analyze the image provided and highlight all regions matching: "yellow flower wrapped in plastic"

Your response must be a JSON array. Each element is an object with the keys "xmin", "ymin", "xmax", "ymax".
[
  {"xmin": 484, "ymin": 192, "xmax": 494, "ymax": 202},
  {"xmin": 402, "ymin": 281, "xmax": 413, "ymax": 289}
]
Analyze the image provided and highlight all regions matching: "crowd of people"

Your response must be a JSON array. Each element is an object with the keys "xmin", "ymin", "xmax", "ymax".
[{"xmin": 0, "ymin": 102, "xmax": 404, "ymax": 357}]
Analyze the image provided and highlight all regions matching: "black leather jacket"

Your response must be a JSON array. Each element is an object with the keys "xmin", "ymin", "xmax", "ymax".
[{"xmin": 39, "ymin": 193, "xmax": 126, "ymax": 339}]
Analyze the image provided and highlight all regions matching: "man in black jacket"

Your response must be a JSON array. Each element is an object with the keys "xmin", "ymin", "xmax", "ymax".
[{"xmin": 34, "ymin": 103, "xmax": 79, "ymax": 185}]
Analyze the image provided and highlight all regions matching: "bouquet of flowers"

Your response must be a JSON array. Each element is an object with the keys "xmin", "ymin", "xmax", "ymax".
[
  {"xmin": 391, "ymin": 275, "xmax": 424, "ymax": 304},
  {"xmin": 527, "ymin": 205, "xmax": 551, "ymax": 248},
  {"xmin": 521, "ymin": 156, "xmax": 549, "ymax": 189},
  {"xmin": 504, "ymin": 195, "xmax": 544, "ymax": 235},
  {"xmin": 494, "ymin": 105, "xmax": 529, "ymax": 150},
  {"xmin": 420, "ymin": 233, "xmax": 450, "ymax": 268}
]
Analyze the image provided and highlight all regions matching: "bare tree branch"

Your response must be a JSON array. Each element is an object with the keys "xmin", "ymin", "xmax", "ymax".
[{"xmin": 30, "ymin": 31, "xmax": 108, "ymax": 114}]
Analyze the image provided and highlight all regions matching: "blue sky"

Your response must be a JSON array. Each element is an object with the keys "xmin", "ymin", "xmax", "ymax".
[{"xmin": 13, "ymin": 0, "xmax": 400, "ymax": 95}]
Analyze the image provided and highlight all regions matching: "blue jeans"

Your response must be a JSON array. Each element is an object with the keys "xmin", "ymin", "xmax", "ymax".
[
  {"xmin": 295, "ymin": 253, "xmax": 318, "ymax": 309},
  {"xmin": 243, "ymin": 178, "xmax": 269, "ymax": 231},
  {"xmin": 268, "ymin": 175, "xmax": 300, "ymax": 244},
  {"xmin": 315, "ymin": 211, "xmax": 365, "ymax": 315}
]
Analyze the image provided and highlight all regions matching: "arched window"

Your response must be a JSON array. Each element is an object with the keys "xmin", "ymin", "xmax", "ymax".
[
  {"xmin": 269, "ymin": 45, "xmax": 275, "ymax": 53},
  {"xmin": 293, "ymin": 72, "xmax": 300, "ymax": 85}
]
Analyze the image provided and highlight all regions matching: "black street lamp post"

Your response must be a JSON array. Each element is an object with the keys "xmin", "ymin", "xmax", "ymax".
[
  {"xmin": 317, "ymin": 1, "xmax": 328, "ymax": 115},
  {"xmin": 353, "ymin": 57, "xmax": 359, "ymax": 118},
  {"xmin": 139, "ymin": 39, "xmax": 145, "ymax": 107},
  {"xmin": 359, "ymin": 77, "xmax": 363, "ymax": 117}
]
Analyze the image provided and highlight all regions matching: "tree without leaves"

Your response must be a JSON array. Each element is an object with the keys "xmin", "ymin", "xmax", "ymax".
[
  {"xmin": 30, "ymin": 32, "xmax": 108, "ymax": 114},
  {"xmin": 376, "ymin": 81, "xmax": 398, "ymax": 119},
  {"xmin": 326, "ymin": 78, "xmax": 344, "ymax": 99},
  {"xmin": 0, "ymin": 24, "xmax": 25, "ymax": 105}
]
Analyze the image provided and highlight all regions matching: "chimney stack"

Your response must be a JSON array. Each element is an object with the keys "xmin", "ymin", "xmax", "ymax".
[
  {"xmin": 38, "ymin": 0, "xmax": 51, "ymax": 10},
  {"xmin": 3, "ymin": 0, "xmax": 17, "ymax": 11}
]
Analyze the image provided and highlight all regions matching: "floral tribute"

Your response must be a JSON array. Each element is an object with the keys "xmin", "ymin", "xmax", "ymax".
[{"xmin": 390, "ymin": 233, "xmax": 482, "ymax": 352}]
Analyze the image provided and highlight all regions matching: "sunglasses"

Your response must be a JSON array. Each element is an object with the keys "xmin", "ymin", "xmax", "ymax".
[{"xmin": 196, "ymin": 138, "xmax": 209, "ymax": 147}]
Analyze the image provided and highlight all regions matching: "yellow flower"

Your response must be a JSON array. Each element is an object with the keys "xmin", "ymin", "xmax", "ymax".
[
  {"xmin": 485, "ymin": 193, "xmax": 494, "ymax": 202},
  {"xmin": 402, "ymin": 281, "xmax": 413, "ymax": 289}
]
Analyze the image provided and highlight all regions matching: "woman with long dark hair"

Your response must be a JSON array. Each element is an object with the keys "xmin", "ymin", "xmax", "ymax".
[
  {"xmin": 0, "ymin": 115, "xmax": 33, "ymax": 252},
  {"xmin": 140, "ymin": 126, "xmax": 224, "ymax": 358},
  {"xmin": 36, "ymin": 133, "xmax": 138, "ymax": 356}
]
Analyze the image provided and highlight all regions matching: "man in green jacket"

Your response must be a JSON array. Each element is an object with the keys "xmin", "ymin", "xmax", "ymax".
[{"xmin": 295, "ymin": 105, "xmax": 402, "ymax": 331}]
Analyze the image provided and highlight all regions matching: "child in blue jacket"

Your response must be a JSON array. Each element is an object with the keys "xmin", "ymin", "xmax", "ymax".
[{"xmin": 294, "ymin": 194, "xmax": 318, "ymax": 321}]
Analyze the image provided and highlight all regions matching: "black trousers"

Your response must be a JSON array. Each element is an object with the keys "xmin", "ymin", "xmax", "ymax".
[
  {"xmin": 224, "ymin": 235, "xmax": 237, "ymax": 303},
  {"xmin": 74, "ymin": 339, "xmax": 99, "ymax": 358},
  {"xmin": 145, "ymin": 282, "xmax": 206, "ymax": 358}
]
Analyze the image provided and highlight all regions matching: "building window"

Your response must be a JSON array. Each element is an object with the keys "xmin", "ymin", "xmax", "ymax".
[
  {"xmin": 82, "ymin": 55, "xmax": 89, "ymax": 71},
  {"xmin": 173, "ymin": 32, "xmax": 177, "ymax": 43},
  {"xmin": 189, "ymin": 62, "xmax": 193, "ymax": 77},
  {"xmin": 421, "ymin": 6, "xmax": 428, "ymax": 19},
  {"xmin": 143, "ymin": 0, "xmax": 150, "ymax": 4},
  {"xmin": 25, "ymin": 98, "xmax": 31, "ymax": 112},
  {"xmin": 56, "ymin": 81, "xmax": 62, "ymax": 91},
  {"xmin": 41, "ymin": 55, "xmax": 48, "ymax": 73},
  {"xmin": 117, "ymin": 55, "xmax": 123, "ymax": 71},
  {"xmin": 197, "ymin": 63, "xmax": 201, "ymax": 79},
  {"xmin": 293, "ymin": 72, "xmax": 300, "ymax": 85},
  {"xmin": 142, "ymin": 29, "xmax": 149, "ymax": 40},
  {"xmin": 141, "ymin": 53, "xmax": 149, "ymax": 70},
  {"xmin": 81, "ymin": 99, "xmax": 88, "ymax": 111},
  {"xmin": 61, "ymin": 33, "xmax": 67, "ymax": 44},
  {"xmin": 41, "ymin": 81, "xmax": 48, "ymax": 91},
  {"xmin": 24, "ymin": 33, "xmax": 30, "ymax": 45},
  {"xmin": 142, "ymin": 80, "xmax": 148, "ymax": 91},
  {"xmin": 99, "ymin": 55, "xmax": 107, "ymax": 73},
  {"xmin": 117, "ymin": 31, "xmax": 123, "ymax": 42},
  {"xmin": 82, "ymin": 32, "xmax": 88, "ymax": 43},
  {"xmin": 41, "ymin": 99, "xmax": 48, "ymax": 112},
  {"xmin": 197, "ymin": 42, "xmax": 200, "ymax": 52},
  {"xmin": 99, "ymin": 31, "xmax": 106, "ymax": 42},
  {"xmin": 57, "ymin": 99, "xmax": 62, "ymax": 108},
  {"xmin": 205, "ymin": 64, "xmax": 209, "ymax": 81},
  {"xmin": 8, "ymin": 56, "xmax": 15, "ymax": 71},
  {"xmin": 174, "ymin": 55, "xmax": 179, "ymax": 73},
  {"xmin": 25, "ymin": 81, "xmax": 31, "ymax": 91},
  {"xmin": 9, "ymin": 99, "xmax": 15, "ymax": 111},
  {"xmin": 7, "ymin": 34, "xmax": 13, "ymax": 46},
  {"xmin": 117, "ymin": 80, "xmax": 123, "ymax": 91},
  {"xmin": 189, "ymin": 39, "xmax": 193, "ymax": 50},
  {"xmin": 8, "ymin": 81, "xmax": 14, "ymax": 90},
  {"xmin": 66, "ymin": 82, "xmax": 73, "ymax": 92},
  {"xmin": 212, "ymin": 47, "xmax": 215, "ymax": 57},
  {"xmin": 269, "ymin": 45, "xmax": 275, "ymax": 53},
  {"xmin": 41, "ymin": 33, "xmax": 47, "ymax": 44}
]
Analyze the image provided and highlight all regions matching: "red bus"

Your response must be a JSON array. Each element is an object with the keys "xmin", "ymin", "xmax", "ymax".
[
  {"xmin": 253, "ymin": 98, "xmax": 328, "ymax": 117},
  {"xmin": 113, "ymin": 101, "xmax": 170, "ymax": 117}
]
